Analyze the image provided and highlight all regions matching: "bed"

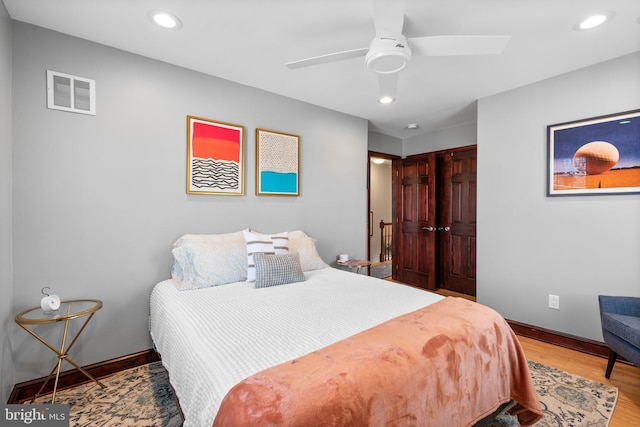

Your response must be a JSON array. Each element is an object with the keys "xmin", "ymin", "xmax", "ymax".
[{"xmin": 150, "ymin": 229, "xmax": 542, "ymax": 426}]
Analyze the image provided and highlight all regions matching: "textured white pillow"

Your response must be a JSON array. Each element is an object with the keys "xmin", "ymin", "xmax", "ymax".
[
  {"xmin": 244, "ymin": 230, "xmax": 289, "ymax": 281},
  {"xmin": 171, "ymin": 241, "xmax": 247, "ymax": 290},
  {"xmin": 287, "ymin": 230, "xmax": 308, "ymax": 240},
  {"xmin": 254, "ymin": 252, "xmax": 305, "ymax": 288},
  {"xmin": 173, "ymin": 229, "xmax": 247, "ymax": 247},
  {"xmin": 289, "ymin": 235, "xmax": 329, "ymax": 271}
]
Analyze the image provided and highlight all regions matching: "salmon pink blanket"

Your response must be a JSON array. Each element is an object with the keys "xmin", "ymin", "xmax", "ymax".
[{"xmin": 213, "ymin": 297, "xmax": 543, "ymax": 426}]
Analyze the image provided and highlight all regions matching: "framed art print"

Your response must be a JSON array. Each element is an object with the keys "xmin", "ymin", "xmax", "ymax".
[
  {"xmin": 256, "ymin": 128, "xmax": 300, "ymax": 196},
  {"xmin": 547, "ymin": 109, "xmax": 640, "ymax": 196},
  {"xmin": 186, "ymin": 116, "xmax": 244, "ymax": 195}
]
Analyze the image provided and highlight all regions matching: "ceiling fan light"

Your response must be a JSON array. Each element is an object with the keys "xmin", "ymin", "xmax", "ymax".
[
  {"xmin": 366, "ymin": 33, "xmax": 412, "ymax": 74},
  {"xmin": 367, "ymin": 50, "xmax": 411, "ymax": 74}
]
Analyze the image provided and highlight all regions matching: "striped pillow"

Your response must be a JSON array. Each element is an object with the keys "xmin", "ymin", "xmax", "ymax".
[
  {"xmin": 244, "ymin": 230, "xmax": 289, "ymax": 281},
  {"xmin": 254, "ymin": 252, "xmax": 305, "ymax": 288}
]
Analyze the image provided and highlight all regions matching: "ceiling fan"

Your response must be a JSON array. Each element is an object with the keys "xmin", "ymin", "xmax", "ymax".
[{"xmin": 285, "ymin": 0, "xmax": 510, "ymax": 103}]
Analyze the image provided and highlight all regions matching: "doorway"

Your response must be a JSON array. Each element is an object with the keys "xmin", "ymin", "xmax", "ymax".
[{"xmin": 367, "ymin": 151, "xmax": 400, "ymax": 279}]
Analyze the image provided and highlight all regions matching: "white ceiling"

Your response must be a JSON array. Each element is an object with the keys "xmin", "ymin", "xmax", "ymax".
[{"xmin": 4, "ymin": 0, "xmax": 640, "ymax": 139}]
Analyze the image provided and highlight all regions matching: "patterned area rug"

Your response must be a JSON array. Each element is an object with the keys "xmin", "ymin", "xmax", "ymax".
[
  {"xmin": 492, "ymin": 361, "xmax": 618, "ymax": 427},
  {"xmin": 30, "ymin": 361, "xmax": 182, "ymax": 426},
  {"xmin": 29, "ymin": 360, "xmax": 617, "ymax": 427}
]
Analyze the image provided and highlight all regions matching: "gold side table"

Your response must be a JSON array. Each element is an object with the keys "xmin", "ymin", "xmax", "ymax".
[
  {"xmin": 15, "ymin": 299, "xmax": 106, "ymax": 403},
  {"xmin": 336, "ymin": 259, "xmax": 372, "ymax": 274}
]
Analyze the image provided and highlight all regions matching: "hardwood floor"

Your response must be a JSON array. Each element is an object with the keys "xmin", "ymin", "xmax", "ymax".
[
  {"xmin": 431, "ymin": 288, "xmax": 640, "ymax": 426},
  {"xmin": 433, "ymin": 288, "xmax": 476, "ymax": 301}
]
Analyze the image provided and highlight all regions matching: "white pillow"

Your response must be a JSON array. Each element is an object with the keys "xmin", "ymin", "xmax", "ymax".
[
  {"xmin": 244, "ymin": 230, "xmax": 289, "ymax": 281},
  {"xmin": 289, "ymin": 235, "xmax": 329, "ymax": 271},
  {"xmin": 287, "ymin": 230, "xmax": 308, "ymax": 240},
  {"xmin": 173, "ymin": 229, "xmax": 247, "ymax": 247},
  {"xmin": 171, "ymin": 241, "xmax": 247, "ymax": 290}
]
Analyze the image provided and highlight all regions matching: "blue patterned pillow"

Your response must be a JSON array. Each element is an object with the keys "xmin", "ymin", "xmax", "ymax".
[{"xmin": 253, "ymin": 252, "xmax": 305, "ymax": 288}]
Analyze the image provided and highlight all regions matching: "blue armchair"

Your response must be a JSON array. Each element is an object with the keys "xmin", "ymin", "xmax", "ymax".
[{"xmin": 598, "ymin": 295, "xmax": 640, "ymax": 378}]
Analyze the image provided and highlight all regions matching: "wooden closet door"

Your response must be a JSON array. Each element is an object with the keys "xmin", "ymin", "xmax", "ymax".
[
  {"xmin": 437, "ymin": 148, "xmax": 477, "ymax": 296},
  {"xmin": 396, "ymin": 153, "xmax": 436, "ymax": 290}
]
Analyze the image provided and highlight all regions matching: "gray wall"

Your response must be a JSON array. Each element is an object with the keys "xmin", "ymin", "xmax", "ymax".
[
  {"xmin": 368, "ymin": 131, "xmax": 402, "ymax": 156},
  {"xmin": 477, "ymin": 52, "xmax": 640, "ymax": 341},
  {"xmin": 0, "ymin": 1, "xmax": 14, "ymax": 403},
  {"xmin": 8, "ymin": 22, "xmax": 368, "ymax": 385},
  {"xmin": 403, "ymin": 120, "xmax": 477, "ymax": 156}
]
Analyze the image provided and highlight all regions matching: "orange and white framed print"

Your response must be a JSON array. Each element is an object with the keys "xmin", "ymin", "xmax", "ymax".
[
  {"xmin": 187, "ymin": 116, "xmax": 244, "ymax": 195},
  {"xmin": 547, "ymin": 109, "xmax": 640, "ymax": 196},
  {"xmin": 256, "ymin": 129, "xmax": 300, "ymax": 196}
]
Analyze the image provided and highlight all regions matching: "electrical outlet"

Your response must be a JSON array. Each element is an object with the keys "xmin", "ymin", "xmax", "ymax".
[{"xmin": 548, "ymin": 294, "xmax": 560, "ymax": 310}]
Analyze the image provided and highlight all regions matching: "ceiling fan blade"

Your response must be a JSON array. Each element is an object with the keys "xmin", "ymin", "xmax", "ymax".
[
  {"xmin": 378, "ymin": 72, "xmax": 398, "ymax": 100},
  {"xmin": 373, "ymin": 0, "xmax": 405, "ymax": 34},
  {"xmin": 286, "ymin": 47, "xmax": 369, "ymax": 70},
  {"xmin": 409, "ymin": 35, "xmax": 510, "ymax": 56}
]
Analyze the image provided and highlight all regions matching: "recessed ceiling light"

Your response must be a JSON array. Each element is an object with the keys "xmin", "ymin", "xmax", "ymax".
[
  {"xmin": 148, "ymin": 10, "xmax": 182, "ymax": 30},
  {"xmin": 371, "ymin": 158, "xmax": 385, "ymax": 164},
  {"xmin": 579, "ymin": 15, "xmax": 607, "ymax": 29},
  {"xmin": 379, "ymin": 96, "xmax": 395, "ymax": 104},
  {"xmin": 406, "ymin": 123, "xmax": 419, "ymax": 130},
  {"xmin": 573, "ymin": 11, "xmax": 614, "ymax": 31}
]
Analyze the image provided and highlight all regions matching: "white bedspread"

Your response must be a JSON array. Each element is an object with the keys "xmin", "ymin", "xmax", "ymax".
[{"xmin": 150, "ymin": 267, "xmax": 444, "ymax": 427}]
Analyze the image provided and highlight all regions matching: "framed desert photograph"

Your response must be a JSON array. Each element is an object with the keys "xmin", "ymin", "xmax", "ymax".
[
  {"xmin": 256, "ymin": 129, "xmax": 300, "ymax": 196},
  {"xmin": 186, "ymin": 116, "xmax": 244, "ymax": 195},
  {"xmin": 547, "ymin": 109, "xmax": 640, "ymax": 196}
]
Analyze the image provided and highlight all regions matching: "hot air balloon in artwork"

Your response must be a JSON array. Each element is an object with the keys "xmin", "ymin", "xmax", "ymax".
[{"xmin": 573, "ymin": 141, "xmax": 619, "ymax": 175}]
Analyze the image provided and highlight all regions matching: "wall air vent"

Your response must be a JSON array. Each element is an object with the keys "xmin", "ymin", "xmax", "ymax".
[{"xmin": 46, "ymin": 70, "xmax": 96, "ymax": 115}]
